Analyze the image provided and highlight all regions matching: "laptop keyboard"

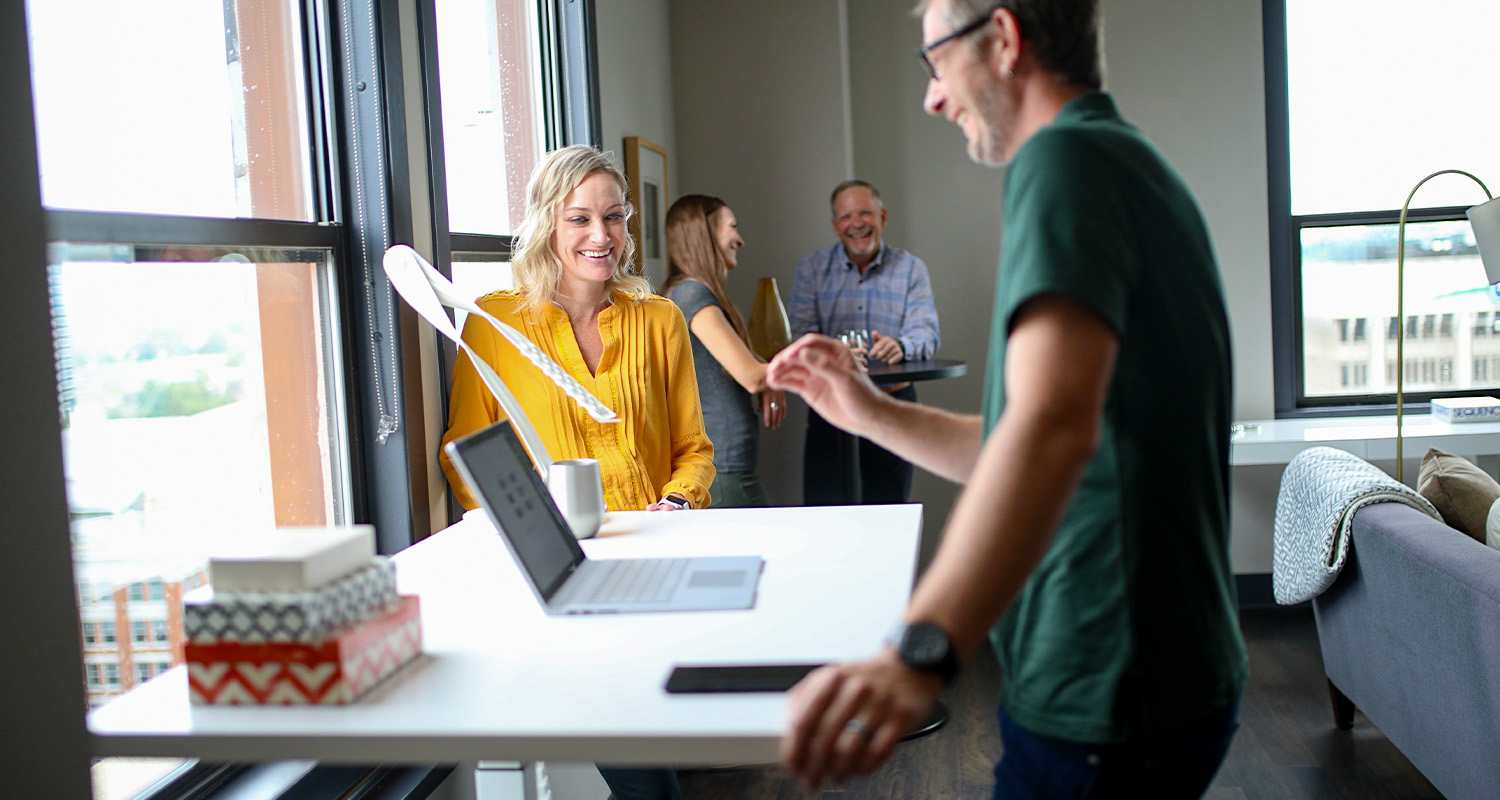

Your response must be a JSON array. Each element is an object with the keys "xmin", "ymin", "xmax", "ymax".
[{"xmin": 584, "ymin": 558, "xmax": 690, "ymax": 604}]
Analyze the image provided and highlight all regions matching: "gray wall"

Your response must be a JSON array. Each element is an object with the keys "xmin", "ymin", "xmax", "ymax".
[
  {"xmin": 597, "ymin": 0, "xmax": 676, "ymax": 175},
  {"xmin": 612, "ymin": 0, "xmax": 1284, "ymax": 571},
  {"xmin": 668, "ymin": 0, "xmax": 855, "ymax": 508},
  {"xmin": 846, "ymin": 0, "xmax": 1004, "ymax": 561}
]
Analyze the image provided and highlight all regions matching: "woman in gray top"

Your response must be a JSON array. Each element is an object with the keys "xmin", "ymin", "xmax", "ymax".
[{"xmin": 663, "ymin": 195, "xmax": 785, "ymax": 507}]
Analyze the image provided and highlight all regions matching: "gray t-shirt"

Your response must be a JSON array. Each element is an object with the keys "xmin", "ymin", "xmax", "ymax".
[{"xmin": 667, "ymin": 280, "xmax": 757, "ymax": 472}]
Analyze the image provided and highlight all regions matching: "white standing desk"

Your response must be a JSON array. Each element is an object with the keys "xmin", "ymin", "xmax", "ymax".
[
  {"xmin": 1230, "ymin": 414, "xmax": 1500, "ymax": 466},
  {"xmin": 88, "ymin": 504, "xmax": 922, "ymax": 767}
]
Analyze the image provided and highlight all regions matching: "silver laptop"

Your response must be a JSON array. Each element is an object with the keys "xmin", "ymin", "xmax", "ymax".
[{"xmin": 445, "ymin": 421, "xmax": 763, "ymax": 614}]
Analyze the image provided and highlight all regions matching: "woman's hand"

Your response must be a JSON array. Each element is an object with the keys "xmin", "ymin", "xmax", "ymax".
[
  {"xmin": 647, "ymin": 493, "xmax": 690, "ymax": 512},
  {"xmin": 760, "ymin": 390, "xmax": 787, "ymax": 430}
]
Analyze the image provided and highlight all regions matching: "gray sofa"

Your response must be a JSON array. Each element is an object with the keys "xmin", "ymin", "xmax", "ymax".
[{"xmin": 1313, "ymin": 501, "xmax": 1500, "ymax": 800}]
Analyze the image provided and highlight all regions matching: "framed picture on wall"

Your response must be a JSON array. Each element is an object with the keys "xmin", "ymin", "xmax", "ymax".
[{"xmin": 623, "ymin": 136, "xmax": 668, "ymax": 290}]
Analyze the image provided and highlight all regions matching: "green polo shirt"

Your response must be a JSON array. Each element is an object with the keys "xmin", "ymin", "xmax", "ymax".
[{"xmin": 982, "ymin": 92, "xmax": 1248, "ymax": 743}]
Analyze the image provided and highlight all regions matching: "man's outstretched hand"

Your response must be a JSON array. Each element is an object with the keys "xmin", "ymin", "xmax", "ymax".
[
  {"xmin": 767, "ymin": 334, "xmax": 886, "ymax": 435},
  {"xmin": 779, "ymin": 651, "xmax": 941, "ymax": 790}
]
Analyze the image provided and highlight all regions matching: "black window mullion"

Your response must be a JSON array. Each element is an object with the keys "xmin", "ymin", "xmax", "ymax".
[
  {"xmin": 304, "ymin": 0, "xmax": 343, "ymax": 225},
  {"xmin": 1263, "ymin": 0, "xmax": 1297, "ymax": 416},
  {"xmin": 557, "ymin": 0, "xmax": 602, "ymax": 148},
  {"xmin": 411, "ymin": 0, "xmax": 463, "ymax": 529},
  {"xmin": 449, "ymin": 233, "xmax": 515, "ymax": 257},
  {"xmin": 1293, "ymin": 205, "xmax": 1478, "ymax": 229},
  {"xmin": 45, "ymin": 211, "xmax": 341, "ymax": 249},
  {"xmin": 329, "ymin": 0, "xmax": 420, "ymax": 555}
]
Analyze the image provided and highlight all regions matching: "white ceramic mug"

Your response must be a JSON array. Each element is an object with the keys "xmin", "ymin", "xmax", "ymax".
[{"xmin": 547, "ymin": 459, "xmax": 606, "ymax": 539}]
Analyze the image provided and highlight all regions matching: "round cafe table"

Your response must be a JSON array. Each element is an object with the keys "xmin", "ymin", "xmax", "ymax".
[
  {"xmin": 836, "ymin": 358, "xmax": 968, "ymax": 505},
  {"xmin": 868, "ymin": 357, "xmax": 968, "ymax": 386}
]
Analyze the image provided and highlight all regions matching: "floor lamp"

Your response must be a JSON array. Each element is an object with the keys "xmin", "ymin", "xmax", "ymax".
[{"xmin": 1394, "ymin": 171, "xmax": 1500, "ymax": 482}]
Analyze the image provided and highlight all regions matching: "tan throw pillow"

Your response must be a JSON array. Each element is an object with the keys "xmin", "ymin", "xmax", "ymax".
[
  {"xmin": 1418, "ymin": 447, "xmax": 1500, "ymax": 542},
  {"xmin": 1486, "ymin": 497, "xmax": 1500, "ymax": 551}
]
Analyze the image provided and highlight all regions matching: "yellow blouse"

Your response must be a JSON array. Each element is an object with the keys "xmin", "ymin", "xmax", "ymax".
[{"xmin": 440, "ymin": 289, "xmax": 715, "ymax": 511}]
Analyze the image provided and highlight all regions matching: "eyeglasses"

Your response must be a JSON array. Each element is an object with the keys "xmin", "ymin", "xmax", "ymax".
[{"xmin": 914, "ymin": 5, "xmax": 1001, "ymax": 80}]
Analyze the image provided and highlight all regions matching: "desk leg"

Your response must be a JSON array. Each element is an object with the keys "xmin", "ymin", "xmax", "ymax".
[
  {"xmin": 475, "ymin": 761, "xmax": 538, "ymax": 800},
  {"xmin": 845, "ymin": 431, "xmax": 863, "ymax": 505}
]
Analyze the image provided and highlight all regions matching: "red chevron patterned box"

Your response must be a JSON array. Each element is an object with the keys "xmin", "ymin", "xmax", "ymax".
[{"xmin": 186, "ymin": 595, "xmax": 422, "ymax": 705}]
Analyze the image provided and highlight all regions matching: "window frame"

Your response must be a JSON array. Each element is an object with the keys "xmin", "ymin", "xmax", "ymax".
[
  {"xmin": 1264, "ymin": 0, "xmax": 1491, "ymax": 417},
  {"xmin": 29, "ymin": 0, "xmax": 603, "ymax": 795}
]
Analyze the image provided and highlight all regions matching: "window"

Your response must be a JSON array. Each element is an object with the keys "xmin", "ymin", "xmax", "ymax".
[
  {"xmin": 29, "ymin": 0, "xmax": 314, "ymax": 220},
  {"xmin": 31, "ymin": 0, "xmax": 353, "ymax": 793},
  {"xmin": 27, "ymin": 0, "xmax": 598, "ymax": 796},
  {"xmin": 434, "ymin": 0, "xmax": 556, "ymax": 331},
  {"xmin": 1267, "ymin": 0, "xmax": 1500, "ymax": 411},
  {"xmin": 435, "ymin": 0, "xmax": 546, "ymax": 236}
]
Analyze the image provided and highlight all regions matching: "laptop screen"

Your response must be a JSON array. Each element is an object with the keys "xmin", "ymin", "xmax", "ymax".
[{"xmin": 446, "ymin": 421, "xmax": 584, "ymax": 600}]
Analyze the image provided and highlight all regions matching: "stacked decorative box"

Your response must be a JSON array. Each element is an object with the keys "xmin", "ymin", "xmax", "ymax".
[{"xmin": 184, "ymin": 526, "xmax": 422, "ymax": 705}]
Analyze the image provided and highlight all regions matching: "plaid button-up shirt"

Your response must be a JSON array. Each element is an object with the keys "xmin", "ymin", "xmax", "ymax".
[{"xmin": 789, "ymin": 242, "xmax": 940, "ymax": 360}]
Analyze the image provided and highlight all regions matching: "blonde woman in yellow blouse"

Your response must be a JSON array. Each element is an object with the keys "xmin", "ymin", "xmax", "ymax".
[{"xmin": 440, "ymin": 145, "xmax": 714, "ymax": 515}]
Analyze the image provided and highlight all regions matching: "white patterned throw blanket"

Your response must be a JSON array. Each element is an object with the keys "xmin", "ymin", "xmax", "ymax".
[{"xmin": 1272, "ymin": 446, "xmax": 1440, "ymax": 605}]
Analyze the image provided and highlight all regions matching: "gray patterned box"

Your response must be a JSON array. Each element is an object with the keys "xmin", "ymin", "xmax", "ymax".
[{"xmin": 185, "ymin": 557, "xmax": 399, "ymax": 644}]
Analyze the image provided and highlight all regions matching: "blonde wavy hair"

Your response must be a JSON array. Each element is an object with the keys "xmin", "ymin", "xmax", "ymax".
[{"xmin": 510, "ymin": 145, "xmax": 652, "ymax": 313}]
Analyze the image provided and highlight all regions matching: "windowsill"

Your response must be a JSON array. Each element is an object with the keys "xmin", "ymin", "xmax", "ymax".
[{"xmin": 1231, "ymin": 412, "xmax": 1500, "ymax": 465}]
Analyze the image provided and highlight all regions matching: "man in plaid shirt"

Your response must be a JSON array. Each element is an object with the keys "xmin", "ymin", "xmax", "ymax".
[{"xmin": 789, "ymin": 180, "xmax": 941, "ymax": 505}]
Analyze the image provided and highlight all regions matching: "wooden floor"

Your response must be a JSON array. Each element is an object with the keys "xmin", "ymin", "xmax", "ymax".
[{"xmin": 676, "ymin": 607, "xmax": 1441, "ymax": 799}]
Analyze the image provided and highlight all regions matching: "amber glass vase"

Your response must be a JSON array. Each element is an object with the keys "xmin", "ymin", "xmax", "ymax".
[{"xmin": 748, "ymin": 277, "xmax": 793, "ymax": 360}]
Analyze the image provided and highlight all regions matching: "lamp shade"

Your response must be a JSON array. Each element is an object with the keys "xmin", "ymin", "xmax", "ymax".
[{"xmin": 1469, "ymin": 195, "xmax": 1500, "ymax": 285}]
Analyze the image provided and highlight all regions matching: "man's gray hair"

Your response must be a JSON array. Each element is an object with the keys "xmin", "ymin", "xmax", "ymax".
[
  {"xmin": 917, "ymin": 0, "xmax": 1103, "ymax": 91},
  {"xmin": 830, "ymin": 179, "xmax": 884, "ymax": 213}
]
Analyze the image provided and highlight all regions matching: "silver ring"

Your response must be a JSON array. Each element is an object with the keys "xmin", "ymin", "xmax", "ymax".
[
  {"xmin": 770, "ymin": 402, "xmax": 780, "ymax": 411},
  {"xmin": 844, "ymin": 718, "xmax": 872, "ymax": 739}
]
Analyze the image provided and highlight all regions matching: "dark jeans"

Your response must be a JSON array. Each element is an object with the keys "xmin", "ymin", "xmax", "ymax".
[
  {"xmin": 597, "ymin": 766, "xmax": 682, "ymax": 800},
  {"xmin": 803, "ymin": 384, "xmax": 916, "ymax": 505},
  {"xmin": 707, "ymin": 469, "xmax": 770, "ymax": 508},
  {"xmin": 992, "ymin": 699, "xmax": 1240, "ymax": 800}
]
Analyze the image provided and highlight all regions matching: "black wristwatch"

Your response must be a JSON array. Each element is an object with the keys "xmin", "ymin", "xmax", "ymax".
[
  {"xmin": 660, "ymin": 495, "xmax": 689, "ymax": 510},
  {"xmin": 888, "ymin": 622, "xmax": 959, "ymax": 685}
]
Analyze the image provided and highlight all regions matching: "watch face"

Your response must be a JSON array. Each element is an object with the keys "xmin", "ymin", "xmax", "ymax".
[{"xmin": 902, "ymin": 623, "xmax": 950, "ymax": 665}]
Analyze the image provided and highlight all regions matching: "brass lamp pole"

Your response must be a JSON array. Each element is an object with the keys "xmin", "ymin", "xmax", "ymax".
[{"xmin": 1395, "ymin": 170, "xmax": 1493, "ymax": 483}]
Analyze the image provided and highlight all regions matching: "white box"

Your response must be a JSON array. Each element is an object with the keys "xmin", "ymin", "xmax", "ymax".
[
  {"xmin": 208, "ymin": 525, "xmax": 377, "ymax": 592},
  {"xmin": 1432, "ymin": 397, "xmax": 1500, "ymax": 424}
]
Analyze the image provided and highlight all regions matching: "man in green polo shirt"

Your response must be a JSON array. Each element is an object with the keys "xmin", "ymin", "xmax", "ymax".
[{"xmin": 768, "ymin": 0, "xmax": 1248, "ymax": 796}]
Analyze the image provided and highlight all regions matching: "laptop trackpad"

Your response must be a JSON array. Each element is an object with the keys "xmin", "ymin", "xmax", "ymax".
[{"xmin": 689, "ymin": 569, "xmax": 746, "ymax": 589}]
